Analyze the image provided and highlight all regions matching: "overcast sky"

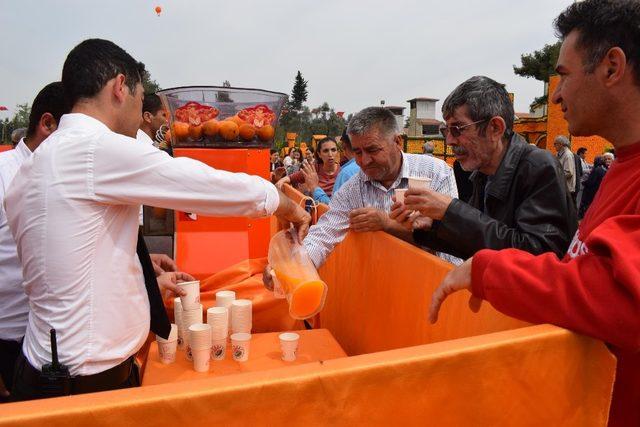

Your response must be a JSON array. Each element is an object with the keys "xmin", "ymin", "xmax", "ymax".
[{"xmin": 0, "ymin": 0, "xmax": 573, "ymax": 120}]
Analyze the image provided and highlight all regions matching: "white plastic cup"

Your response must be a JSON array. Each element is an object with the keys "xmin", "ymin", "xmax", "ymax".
[
  {"xmin": 211, "ymin": 338, "xmax": 227, "ymax": 361},
  {"xmin": 230, "ymin": 333, "xmax": 251, "ymax": 362},
  {"xmin": 231, "ymin": 299, "xmax": 252, "ymax": 334},
  {"xmin": 189, "ymin": 323, "xmax": 212, "ymax": 350},
  {"xmin": 408, "ymin": 177, "xmax": 432, "ymax": 190},
  {"xmin": 207, "ymin": 307, "xmax": 229, "ymax": 341},
  {"xmin": 394, "ymin": 188, "xmax": 408, "ymax": 204},
  {"xmin": 192, "ymin": 347, "xmax": 211, "ymax": 372},
  {"xmin": 156, "ymin": 324, "xmax": 178, "ymax": 364},
  {"xmin": 181, "ymin": 305, "xmax": 203, "ymax": 357},
  {"xmin": 174, "ymin": 298, "xmax": 185, "ymax": 350},
  {"xmin": 279, "ymin": 332, "xmax": 300, "ymax": 362},
  {"xmin": 178, "ymin": 280, "xmax": 201, "ymax": 311}
]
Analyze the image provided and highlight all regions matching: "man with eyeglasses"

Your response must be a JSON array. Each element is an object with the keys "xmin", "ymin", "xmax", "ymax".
[
  {"xmin": 429, "ymin": 1, "xmax": 640, "ymax": 424},
  {"xmin": 391, "ymin": 75, "xmax": 577, "ymax": 260}
]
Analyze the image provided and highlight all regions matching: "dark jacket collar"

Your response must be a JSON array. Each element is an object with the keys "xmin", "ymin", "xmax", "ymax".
[{"xmin": 469, "ymin": 133, "xmax": 529, "ymax": 201}]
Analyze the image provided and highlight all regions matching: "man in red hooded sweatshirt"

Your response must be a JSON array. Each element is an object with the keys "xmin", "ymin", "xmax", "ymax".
[{"xmin": 426, "ymin": 1, "xmax": 640, "ymax": 425}]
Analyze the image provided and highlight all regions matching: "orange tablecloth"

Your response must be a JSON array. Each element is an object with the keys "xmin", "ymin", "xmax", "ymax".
[{"xmin": 142, "ymin": 329, "xmax": 346, "ymax": 386}]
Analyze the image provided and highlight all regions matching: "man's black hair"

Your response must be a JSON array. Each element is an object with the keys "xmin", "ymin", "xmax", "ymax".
[
  {"xmin": 142, "ymin": 93, "xmax": 163, "ymax": 116},
  {"xmin": 26, "ymin": 82, "xmax": 70, "ymax": 138},
  {"xmin": 62, "ymin": 38, "xmax": 146, "ymax": 106},
  {"xmin": 577, "ymin": 147, "xmax": 588, "ymax": 155},
  {"xmin": 555, "ymin": 0, "xmax": 640, "ymax": 86},
  {"xmin": 340, "ymin": 128, "xmax": 352, "ymax": 151}
]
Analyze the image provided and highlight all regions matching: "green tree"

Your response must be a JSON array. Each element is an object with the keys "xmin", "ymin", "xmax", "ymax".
[
  {"xmin": 142, "ymin": 70, "xmax": 161, "ymax": 93},
  {"xmin": 289, "ymin": 71, "xmax": 308, "ymax": 111},
  {"xmin": 11, "ymin": 103, "xmax": 30, "ymax": 129},
  {"xmin": 513, "ymin": 41, "xmax": 561, "ymax": 81},
  {"xmin": 1, "ymin": 103, "xmax": 30, "ymax": 144}
]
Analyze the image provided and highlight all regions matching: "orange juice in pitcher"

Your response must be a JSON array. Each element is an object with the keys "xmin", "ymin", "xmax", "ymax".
[{"xmin": 268, "ymin": 229, "xmax": 327, "ymax": 319}]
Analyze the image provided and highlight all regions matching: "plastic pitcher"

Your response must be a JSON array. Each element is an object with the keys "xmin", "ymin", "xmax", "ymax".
[{"xmin": 268, "ymin": 229, "xmax": 327, "ymax": 320}]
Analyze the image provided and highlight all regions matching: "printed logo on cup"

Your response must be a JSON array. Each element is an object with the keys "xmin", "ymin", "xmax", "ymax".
[
  {"xmin": 213, "ymin": 344, "xmax": 225, "ymax": 358},
  {"xmin": 233, "ymin": 345, "xmax": 245, "ymax": 359}
]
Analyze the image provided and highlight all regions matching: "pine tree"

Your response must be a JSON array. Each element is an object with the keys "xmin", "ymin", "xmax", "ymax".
[
  {"xmin": 289, "ymin": 71, "xmax": 308, "ymax": 111},
  {"xmin": 513, "ymin": 41, "xmax": 561, "ymax": 82}
]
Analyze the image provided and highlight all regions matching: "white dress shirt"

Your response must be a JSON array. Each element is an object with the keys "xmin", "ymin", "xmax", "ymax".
[
  {"xmin": 5, "ymin": 113, "xmax": 279, "ymax": 375},
  {"xmin": 303, "ymin": 153, "xmax": 460, "ymax": 268},
  {"xmin": 0, "ymin": 139, "xmax": 31, "ymax": 341},
  {"xmin": 136, "ymin": 129, "xmax": 157, "ymax": 225}
]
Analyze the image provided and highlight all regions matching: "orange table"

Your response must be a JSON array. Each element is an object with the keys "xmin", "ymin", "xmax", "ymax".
[{"xmin": 142, "ymin": 329, "xmax": 346, "ymax": 386}]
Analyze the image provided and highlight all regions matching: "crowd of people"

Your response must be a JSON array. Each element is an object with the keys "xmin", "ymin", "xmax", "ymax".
[{"xmin": 0, "ymin": 0, "xmax": 638, "ymax": 425}]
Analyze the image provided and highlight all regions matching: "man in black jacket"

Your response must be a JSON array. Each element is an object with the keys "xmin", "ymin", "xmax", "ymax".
[{"xmin": 390, "ymin": 76, "xmax": 577, "ymax": 260}]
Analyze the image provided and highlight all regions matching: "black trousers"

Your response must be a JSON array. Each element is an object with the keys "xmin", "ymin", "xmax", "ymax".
[
  {"xmin": 0, "ymin": 338, "xmax": 22, "ymax": 398},
  {"xmin": 11, "ymin": 351, "xmax": 139, "ymax": 401}
]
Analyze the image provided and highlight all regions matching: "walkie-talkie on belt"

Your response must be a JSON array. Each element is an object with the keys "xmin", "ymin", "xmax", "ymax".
[{"xmin": 40, "ymin": 328, "xmax": 71, "ymax": 397}]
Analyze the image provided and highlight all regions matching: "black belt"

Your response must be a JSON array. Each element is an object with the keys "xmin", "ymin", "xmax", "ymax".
[{"xmin": 17, "ymin": 351, "xmax": 137, "ymax": 396}]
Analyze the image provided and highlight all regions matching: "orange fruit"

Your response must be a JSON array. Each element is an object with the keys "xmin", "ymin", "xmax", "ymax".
[
  {"xmin": 202, "ymin": 119, "xmax": 219, "ymax": 137},
  {"xmin": 257, "ymin": 125, "xmax": 275, "ymax": 142},
  {"xmin": 189, "ymin": 124, "xmax": 203, "ymax": 140},
  {"xmin": 172, "ymin": 122, "xmax": 189, "ymax": 140},
  {"xmin": 219, "ymin": 121, "xmax": 239, "ymax": 141},
  {"xmin": 239, "ymin": 124, "xmax": 256, "ymax": 141},
  {"xmin": 226, "ymin": 115, "xmax": 247, "ymax": 128}
]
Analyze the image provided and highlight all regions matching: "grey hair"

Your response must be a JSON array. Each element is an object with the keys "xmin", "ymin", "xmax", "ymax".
[
  {"xmin": 11, "ymin": 127, "xmax": 27, "ymax": 143},
  {"xmin": 602, "ymin": 152, "xmax": 615, "ymax": 160},
  {"xmin": 554, "ymin": 135, "xmax": 571, "ymax": 147},
  {"xmin": 442, "ymin": 76, "xmax": 514, "ymax": 138},
  {"xmin": 423, "ymin": 141, "xmax": 434, "ymax": 154},
  {"xmin": 347, "ymin": 107, "xmax": 399, "ymax": 138}
]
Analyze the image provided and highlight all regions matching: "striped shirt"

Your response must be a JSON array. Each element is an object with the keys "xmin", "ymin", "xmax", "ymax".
[{"xmin": 304, "ymin": 153, "xmax": 460, "ymax": 267}]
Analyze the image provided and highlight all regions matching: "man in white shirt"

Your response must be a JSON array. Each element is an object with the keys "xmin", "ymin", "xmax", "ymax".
[
  {"xmin": 6, "ymin": 38, "xmax": 309, "ymax": 400},
  {"xmin": 264, "ymin": 107, "xmax": 459, "ymax": 291},
  {"xmin": 302, "ymin": 107, "xmax": 459, "ymax": 268},
  {"xmin": 0, "ymin": 82, "xmax": 69, "ymax": 401}
]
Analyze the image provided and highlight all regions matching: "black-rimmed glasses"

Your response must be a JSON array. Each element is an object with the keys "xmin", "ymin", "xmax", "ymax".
[{"xmin": 439, "ymin": 119, "xmax": 488, "ymax": 138}]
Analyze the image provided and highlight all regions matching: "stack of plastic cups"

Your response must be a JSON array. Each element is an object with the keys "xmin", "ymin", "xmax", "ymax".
[
  {"xmin": 174, "ymin": 298, "xmax": 185, "ymax": 350},
  {"xmin": 188, "ymin": 323, "xmax": 212, "ymax": 372},
  {"xmin": 207, "ymin": 307, "xmax": 228, "ymax": 361},
  {"xmin": 230, "ymin": 299, "xmax": 252, "ymax": 335},
  {"xmin": 181, "ymin": 304, "xmax": 203, "ymax": 361},
  {"xmin": 156, "ymin": 324, "xmax": 178, "ymax": 364},
  {"xmin": 215, "ymin": 290, "xmax": 236, "ymax": 332}
]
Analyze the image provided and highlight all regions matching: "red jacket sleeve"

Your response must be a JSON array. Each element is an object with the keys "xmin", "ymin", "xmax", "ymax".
[{"xmin": 471, "ymin": 214, "xmax": 640, "ymax": 352}]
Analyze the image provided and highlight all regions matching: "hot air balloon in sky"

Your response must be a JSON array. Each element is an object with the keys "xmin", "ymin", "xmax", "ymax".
[{"xmin": 154, "ymin": 6, "xmax": 162, "ymax": 16}]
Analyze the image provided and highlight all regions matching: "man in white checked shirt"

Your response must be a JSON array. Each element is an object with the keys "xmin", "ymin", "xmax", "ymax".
[{"xmin": 302, "ymin": 107, "xmax": 460, "ymax": 268}]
